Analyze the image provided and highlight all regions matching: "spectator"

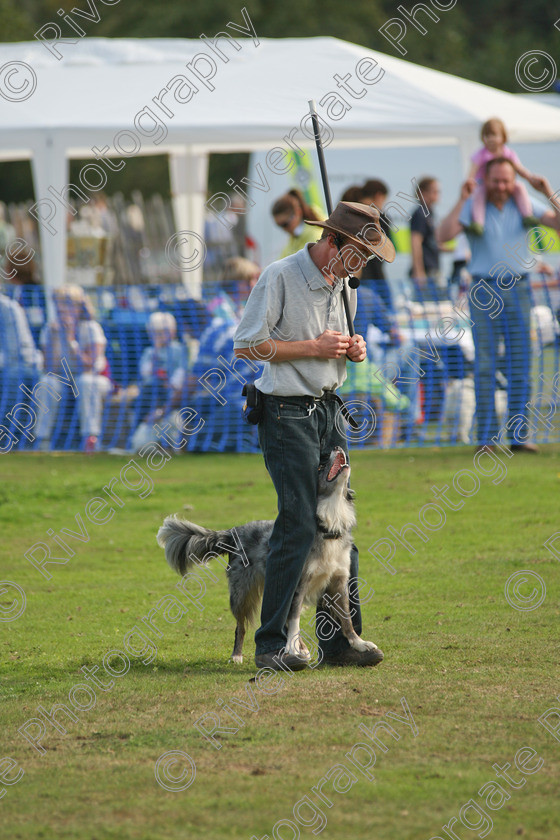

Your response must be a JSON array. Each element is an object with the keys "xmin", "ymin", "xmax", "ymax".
[
  {"xmin": 0, "ymin": 293, "xmax": 42, "ymax": 446},
  {"xmin": 129, "ymin": 312, "xmax": 189, "ymax": 451},
  {"xmin": 187, "ymin": 312, "xmax": 259, "ymax": 453},
  {"xmin": 410, "ymin": 176, "xmax": 442, "ymax": 288},
  {"xmin": 35, "ymin": 285, "xmax": 111, "ymax": 452},
  {"xmin": 0, "ymin": 293, "xmax": 41, "ymax": 376},
  {"xmin": 162, "ymin": 258, "xmax": 261, "ymax": 453},
  {"xmin": 4, "ymin": 241, "xmax": 39, "ymax": 285},
  {"xmin": 353, "ymin": 284, "xmax": 419, "ymax": 432},
  {"xmin": 467, "ymin": 118, "xmax": 543, "ymax": 235},
  {"xmin": 221, "ymin": 256, "xmax": 261, "ymax": 315},
  {"xmin": 437, "ymin": 159, "xmax": 560, "ymax": 453},
  {"xmin": 340, "ymin": 185, "xmax": 364, "ymax": 203},
  {"xmin": 139, "ymin": 312, "xmax": 187, "ymax": 394},
  {"xmin": 185, "ymin": 260, "xmax": 263, "ymax": 452},
  {"xmin": 164, "ymin": 297, "xmax": 211, "ymax": 369},
  {"xmin": 339, "ymin": 356, "xmax": 409, "ymax": 448},
  {"xmin": 79, "ymin": 318, "xmax": 113, "ymax": 451},
  {"xmin": 203, "ymin": 259, "xmax": 240, "ymax": 324},
  {"xmin": 271, "ymin": 189, "xmax": 323, "ymax": 258},
  {"xmin": 204, "ymin": 197, "xmax": 239, "ymax": 269},
  {"xmin": 448, "ymin": 232, "xmax": 471, "ymax": 302},
  {"xmin": 342, "ymin": 284, "xmax": 410, "ymax": 447},
  {"xmin": 359, "ymin": 178, "xmax": 394, "ymax": 310},
  {"xmin": 121, "ymin": 203, "xmax": 146, "ymax": 281},
  {"xmin": 88, "ymin": 192, "xmax": 119, "ymax": 237},
  {"xmin": 345, "ymin": 179, "xmax": 419, "ymax": 430}
]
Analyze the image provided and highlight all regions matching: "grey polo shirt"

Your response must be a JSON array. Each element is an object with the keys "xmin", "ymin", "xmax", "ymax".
[{"xmin": 233, "ymin": 244, "xmax": 357, "ymax": 397}]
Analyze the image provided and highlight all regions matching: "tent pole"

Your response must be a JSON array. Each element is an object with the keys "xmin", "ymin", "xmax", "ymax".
[
  {"xmin": 30, "ymin": 139, "xmax": 68, "ymax": 321},
  {"xmin": 168, "ymin": 150, "xmax": 209, "ymax": 299}
]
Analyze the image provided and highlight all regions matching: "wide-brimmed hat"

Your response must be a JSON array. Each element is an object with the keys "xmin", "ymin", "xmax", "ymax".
[{"xmin": 305, "ymin": 201, "xmax": 395, "ymax": 263}]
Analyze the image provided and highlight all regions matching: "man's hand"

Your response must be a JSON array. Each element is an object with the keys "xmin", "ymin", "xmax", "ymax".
[
  {"xmin": 529, "ymin": 174, "xmax": 550, "ymax": 193},
  {"xmin": 437, "ymin": 179, "xmax": 475, "ymax": 243},
  {"xmin": 314, "ymin": 329, "xmax": 351, "ymax": 359},
  {"xmin": 235, "ymin": 330, "xmax": 366, "ymax": 363},
  {"xmin": 531, "ymin": 176, "xmax": 560, "ymax": 230},
  {"xmin": 461, "ymin": 178, "xmax": 476, "ymax": 201},
  {"xmin": 346, "ymin": 334, "xmax": 367, "ymax": 363}
]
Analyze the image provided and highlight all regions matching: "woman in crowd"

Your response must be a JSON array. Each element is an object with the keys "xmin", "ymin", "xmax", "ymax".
[
  {"xmin": 36, "ymin": 285, "xmax": 111, "ymax": 452},
  {"xmin": 271, "ymin": 189, "xmax": 323, "ymax": 258}
]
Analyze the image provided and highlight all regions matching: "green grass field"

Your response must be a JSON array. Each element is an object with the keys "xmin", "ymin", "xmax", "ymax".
[{"xmin": 1, "ymin": 447, "xmax": 559, "ymax": 840}]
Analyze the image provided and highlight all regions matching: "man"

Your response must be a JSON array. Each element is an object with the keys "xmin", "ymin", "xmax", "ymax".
[
  {"xmin": 437, "ymin": 158, "xmax": 560, "ymax": 452},
  {"xmin": 0, "ymin": 293, "xmax": 42, "ymax": 452},
  {"xmin": 410, "ymin": 176, "xmax": 442, "ymax": 286},
  {"xmin": 358, "ymin": 179, "xmax": 419, "ymax": 433},
  {"xmin": 234, "ymin": 202, "xmax": 395, "ymax": 672},
  {"xmin": 359, "ymin": 179, "xmax": 393, "ymax": 307}
]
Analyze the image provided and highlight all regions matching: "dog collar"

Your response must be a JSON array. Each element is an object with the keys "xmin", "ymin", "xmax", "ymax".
[{"xmin": 316, "ymin": 518, "xmax": 342, "ymax": 540}]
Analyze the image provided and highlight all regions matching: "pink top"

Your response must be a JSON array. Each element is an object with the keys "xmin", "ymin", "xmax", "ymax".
[{"xmin": 471, "ymin": 145, "xmax": 521, "ymax": 182}]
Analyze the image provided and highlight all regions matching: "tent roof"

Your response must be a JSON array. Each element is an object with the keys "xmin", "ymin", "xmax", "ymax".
[{"xmin": 2, "ymin": 36, "xmax": 560, "ymax": 158}]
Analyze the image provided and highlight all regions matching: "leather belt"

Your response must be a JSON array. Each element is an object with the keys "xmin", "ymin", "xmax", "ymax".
[
  {"xmin": 263, "ymin": 391, "xmax": 360, "ymax": 430},
  {"xmin": 315, "ymin": 391, "xmax": 360, "ymax": 430}
]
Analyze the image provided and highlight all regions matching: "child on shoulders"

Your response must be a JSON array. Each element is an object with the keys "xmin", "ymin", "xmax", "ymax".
[{"xmin": 467, "ymin": 117, "xmax": 543, "ymax": 234}]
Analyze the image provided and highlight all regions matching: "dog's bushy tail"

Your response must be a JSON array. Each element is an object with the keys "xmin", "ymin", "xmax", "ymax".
[{"xmin": 157, "ymin": 516, "xmax": 230, "ymax": 577}]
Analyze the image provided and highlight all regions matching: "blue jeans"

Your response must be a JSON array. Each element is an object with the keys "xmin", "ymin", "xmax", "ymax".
[
  {"xmin": 256, "ymin": 394, "xmax": 362, "ymax": 656},
  {"xmin": 471, "ymin": 276, "xmax": 532, "ymax": 445}
]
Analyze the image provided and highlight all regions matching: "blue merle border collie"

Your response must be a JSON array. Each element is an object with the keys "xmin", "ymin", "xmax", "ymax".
[{"xmin": 156, "ymin": 447, "xmax": 379, "ymax": 664}]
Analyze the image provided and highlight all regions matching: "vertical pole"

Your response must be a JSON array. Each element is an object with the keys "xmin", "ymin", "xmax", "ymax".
[{"xmin": 308, "ymin": 100, "xmax": 355, "ymax": 337}]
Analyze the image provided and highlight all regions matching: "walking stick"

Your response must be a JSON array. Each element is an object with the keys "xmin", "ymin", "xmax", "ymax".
[{"xmin": 308, "ymin": 99, "xmax": 358, "ymax": 338}]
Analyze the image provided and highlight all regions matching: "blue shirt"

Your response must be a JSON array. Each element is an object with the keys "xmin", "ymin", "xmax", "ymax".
[
  {"xmin": 138, "ymin": 340, "xmax": 188, "ymax": 382},
  {"xmin": 354, "ymin": 286, "xmax": 392, "ymax": 341},
  {"xmin": 459, "ymin": 196, "xmax": 548, "ymax": 277}
]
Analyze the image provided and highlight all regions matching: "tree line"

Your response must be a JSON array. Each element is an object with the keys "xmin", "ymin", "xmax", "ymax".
[{"xmin": 0, "ymin": 0, "xmax": 557, "ymax": 202}]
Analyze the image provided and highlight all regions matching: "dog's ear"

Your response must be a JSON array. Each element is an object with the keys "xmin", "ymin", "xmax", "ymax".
[{"xmin": 346, "ymin": 488, "xmax": 356, "ymax": 501}]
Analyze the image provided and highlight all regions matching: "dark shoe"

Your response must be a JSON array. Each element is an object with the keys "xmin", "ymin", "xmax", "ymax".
[
  {"xmin": 511, "ymin": 443, "xmax": 539, "ymax": 454},
  {"xmin": 322, "ymin": 645, "xmax": 384, "ymax": 667},
  {"xmin": 254, "ymin": 649, "xmax": 309, "ymax": 672},
  {"xmin": 475, "ymin": 445, "xmax": 495, "ymax": 454}
]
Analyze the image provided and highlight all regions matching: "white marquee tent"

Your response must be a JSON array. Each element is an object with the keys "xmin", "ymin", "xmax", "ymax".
[{"xmin": 2, "ymin": 35, "xmax": 560, "ymax": 298}]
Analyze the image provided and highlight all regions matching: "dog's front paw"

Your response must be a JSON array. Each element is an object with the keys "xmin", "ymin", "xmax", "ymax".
[
  {"xmin": 230, "ymin": 654, "xmax": 243, "ymax": 664},
  {"xmin": 286, "ymin": 639, "xmax": 311, "ymax": 660},
  {"xmin": 295, "ymin": 638, "xmax": 310, "ymax": 658},
  {"xmin": 350, "ymin": 638, "xmax": 378, "ymax": 652}
]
